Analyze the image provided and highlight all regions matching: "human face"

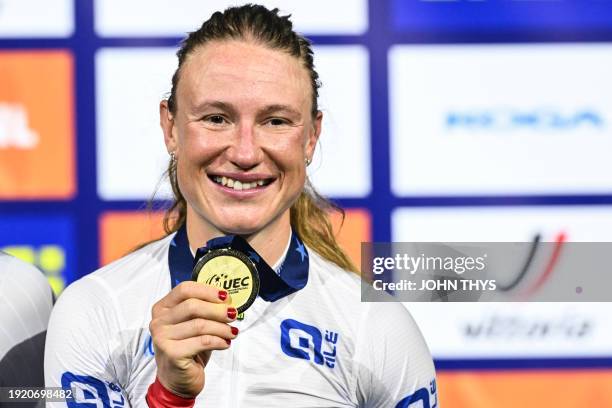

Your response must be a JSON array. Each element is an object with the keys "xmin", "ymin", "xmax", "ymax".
[{"xmin": 161, "ymin": 40, "xmax": 321, "ymax": 238}]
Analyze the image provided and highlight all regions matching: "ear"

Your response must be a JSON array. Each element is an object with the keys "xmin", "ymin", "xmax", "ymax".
[
  {"xmin": 305, "ymin": 110, "xmax": 322, "ymax": 160},
  {"xmin": 160, "ymin": 100, "xmax": 178, "ymax": 153}
]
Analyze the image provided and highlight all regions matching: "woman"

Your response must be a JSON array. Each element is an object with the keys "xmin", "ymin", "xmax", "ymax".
[{"xmin": 45, "ymin": 5, "xmax": 436, "ymax": 407}]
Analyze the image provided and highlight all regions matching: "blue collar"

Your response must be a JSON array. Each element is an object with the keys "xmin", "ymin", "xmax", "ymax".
[{"xmin": 168, "ymin": 225, "xmax": 309, "ymax": 302}]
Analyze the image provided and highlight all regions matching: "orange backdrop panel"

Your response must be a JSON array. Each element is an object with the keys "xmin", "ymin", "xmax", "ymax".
[
  {"xmin": 0, "ymin": 51, "xmax": 75, "ymax": 199},
  {"xmin": 438, "ymin": 370, "xmax": 612, "ymax": 407},
  {"xmin": 99, "ymin": 211, "xmax": 166, "ymax": 266},
  {"xmin": 329, "ymin": 208, "xmax": 371, "ymax": 268}
]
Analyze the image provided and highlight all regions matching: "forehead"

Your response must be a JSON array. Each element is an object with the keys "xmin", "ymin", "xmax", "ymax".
[{"xmin": 177, "ymin": 40, "xmax": 311, "ymax": 112}]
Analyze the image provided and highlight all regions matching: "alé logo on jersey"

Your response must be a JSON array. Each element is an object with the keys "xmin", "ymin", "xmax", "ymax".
[
  {"xmin": 0, "ymin": 103, "xmax": 38, "ymax": 148},
  {"xmin": 61, "ymin": 372, "xmax": 125, "ymax": 408},
  {"xmin": 280, "ymin": 319, "xmax": 339, "ymax": 368},
  {"xmin": 395, "ymin": 379, "xmax": 438, "ymax": 408}
]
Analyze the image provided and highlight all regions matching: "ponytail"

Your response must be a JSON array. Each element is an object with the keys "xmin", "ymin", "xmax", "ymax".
[{"xmin": 290, "ymin": 182, "xmax": 358, "ymax": 273}]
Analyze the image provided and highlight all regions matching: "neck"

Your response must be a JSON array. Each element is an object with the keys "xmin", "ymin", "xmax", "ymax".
[{"xmin": 185, "ymin": 208, "xmax": 292, "ymax": 267}]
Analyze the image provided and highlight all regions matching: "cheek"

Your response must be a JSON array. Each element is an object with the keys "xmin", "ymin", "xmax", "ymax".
[
  {"xmin": 277, "ymin": 154, "xmax": 307, "ymax": 192},
  {"xmin": 268, "ymin": 134, "xmax": 309, "ymax": 189},
  {"xmin": 179, "ymin": 129, "xmax": 224, "ymax": 165},
  {"xmin": 175, "ymin": 136, "xmax": 214, "ymax": 194},
  {"xmin": 176, "ymin": 159, "xmax": 201, "ymax": 198},
  {"xmin": 268, "ymin": 145, "xmax": 305, "ymax": 186},
  {"xmin": 268, "ymin": 131, "xmax": 307, "ymax": 165}
]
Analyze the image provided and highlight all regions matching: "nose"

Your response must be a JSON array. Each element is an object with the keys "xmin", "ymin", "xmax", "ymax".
[{"xmin": 227, "ymin": 122, "xmax": 263, "ymax": 170}]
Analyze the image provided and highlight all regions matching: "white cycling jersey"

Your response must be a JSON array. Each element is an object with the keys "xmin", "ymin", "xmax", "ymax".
[
  {"xmin": 1, "ymin": 252, "xmax": 53, "ymax": 390},
  {"xmin": 45, "ymin": 227, "xmax": 437, "ymax": 407}
]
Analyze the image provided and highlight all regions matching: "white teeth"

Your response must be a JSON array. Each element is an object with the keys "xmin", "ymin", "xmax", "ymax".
[{"xmin": 213, "ymin": 176, "xmax": 270, "ymax": 190}]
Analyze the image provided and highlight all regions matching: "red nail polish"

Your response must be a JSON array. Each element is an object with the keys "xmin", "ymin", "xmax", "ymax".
[
  {"xmin": 227, "ymin": 308, "xmax": 237, "ymax": 320},
  {"xmin": 226, "ymin": 339, "xmax": 231, "ymax": 346},
  {"xmin": 218, "ymin": 290, "xmax": 227, "ymax": 301},
  {"xmin": 231, "ymin": 326, "xmax": 239, "ymax": 336}
]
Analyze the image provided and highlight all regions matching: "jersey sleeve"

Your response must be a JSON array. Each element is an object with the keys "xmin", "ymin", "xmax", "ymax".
[
  {"xmin": 44, "ymin": 276, "xmax": 131, "ymax": 407},
  {"xmin": 0, "ymin": 253, "xmax": 54, "ymax": 388},
  {"xmin": 354, "ymin": 302, "xmax": 438, "ymax": 408}
]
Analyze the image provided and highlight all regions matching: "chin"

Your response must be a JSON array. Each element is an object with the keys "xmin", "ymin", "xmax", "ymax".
[
  {"xmin": 206, "ymin": 206, "xmax": 285, "ymax": 236},
  {"xmin": 214, "ymin": 219, "xmax": 266, "ymax": 236}
]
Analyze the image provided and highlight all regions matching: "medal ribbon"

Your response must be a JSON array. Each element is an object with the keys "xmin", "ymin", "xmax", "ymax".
[{"xmin": 168, "ymin": 225, "xmax": 309, "ymax": 302}]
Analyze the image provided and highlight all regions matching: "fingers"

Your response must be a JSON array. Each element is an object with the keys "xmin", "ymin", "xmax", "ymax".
[
  {"xmin": 156, "ymin": 281, "xmax": 231, "ymax": 310},
  {"xmin": 148, "ymin": 281, "xmax": 238, "ymax": 397},
  {"xmin": 158, "ymin": 298, "xmax": 237, "ymax": 325},
  {"xmin": 156, "ymin": 334, "xmax": 232, "ymax": 361},
  {"xmin": 168, "ymin": 318, "xmax": 239, "ymax": 341},
  {"xmin": 150, "ymin": 311, "xmax": 239, "ymax": 366}
]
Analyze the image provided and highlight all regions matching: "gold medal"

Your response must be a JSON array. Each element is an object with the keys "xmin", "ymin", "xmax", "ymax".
[{"xmin": 192, "ymin": 248, "xmax": 260, "ymax": 314}]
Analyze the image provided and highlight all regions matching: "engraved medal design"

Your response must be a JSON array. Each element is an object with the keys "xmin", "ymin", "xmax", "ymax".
[{"xmin": 192, "ymin": 248, "xmax": 260, "ymax": 314}]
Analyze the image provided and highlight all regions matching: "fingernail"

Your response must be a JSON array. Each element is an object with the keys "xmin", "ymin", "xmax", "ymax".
[
  {"xmin": 226, "ymin": 339, "xmax": 231, "ymax": 346},
  {"xmin": 227, "ymin": 307, "xmax": 237, "ymax": 320},
  {"xmin": 231, "ymin": 326, "xmax": 239, "ymax": 336},
  {"xmin": 218, "ymin": 290, "xmax": 228, "ymax": 301}
]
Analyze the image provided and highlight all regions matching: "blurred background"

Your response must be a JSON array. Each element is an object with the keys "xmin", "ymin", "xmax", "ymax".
[{"xmin": 1, "ymin": 0, "xmax": 612, "ymax": 406}]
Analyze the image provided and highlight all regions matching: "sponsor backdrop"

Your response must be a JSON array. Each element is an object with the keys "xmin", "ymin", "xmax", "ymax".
[{"xmin": 1, "ymin": 0, "xmax": 612, "ymax": 406}]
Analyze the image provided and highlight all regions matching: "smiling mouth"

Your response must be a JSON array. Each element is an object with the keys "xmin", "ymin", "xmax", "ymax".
[{"xmin": 210, "ymin": 175, "xmax": 275, "ymax": 191}]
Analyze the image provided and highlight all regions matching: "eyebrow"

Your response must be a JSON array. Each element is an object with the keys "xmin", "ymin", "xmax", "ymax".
[
  {"xmin": 193, "ymin": 100, "xmax": 301, "ymax": 118},
  {"xmin": 193, "ymin": 100, "xmax": 238, "ymax": 116},
  {"xmin": 259, "ymin": 104, "xmax": 302, "ymax": 118}
]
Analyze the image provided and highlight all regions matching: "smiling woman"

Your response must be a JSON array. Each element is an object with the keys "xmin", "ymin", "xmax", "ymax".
[
  {"xmin": 161, "ymin": 37, "xmax": 321, "ymax": 259},
  {"xmin": 44, "ymin": 4, "xmax": 437, "ymax": 407}
]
